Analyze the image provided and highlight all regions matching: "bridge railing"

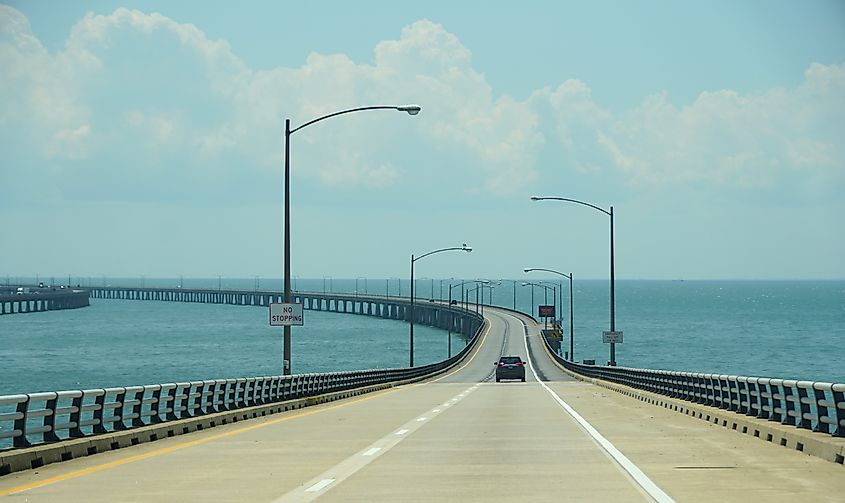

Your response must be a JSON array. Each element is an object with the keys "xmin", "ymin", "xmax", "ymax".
[
  {"xmin": 539, "ymin": 334, "xmax": 845, "ymax": 438},
  {"xmin": 0, "ymin": 316, "xmax": 484, "ymax": 452}
]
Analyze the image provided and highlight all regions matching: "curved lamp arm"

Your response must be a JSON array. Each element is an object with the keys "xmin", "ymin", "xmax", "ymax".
[
  {"xmin": 524, "ymin": 267, "xmax": 572, "ymax": 279},
  {"xmin": 531, "ymin": 196, "xmax": 610, "ymax": 217},
  {"xmin": 521, "ymin": 281, "xmax": 552, "ymax": 291},
  {"xmin": 290, "ymin": 105, "xmax": 421, "ymax": 135},
  {"xmin": 413, "ymin": 244, "xmax": 472, "ymax": 262}
]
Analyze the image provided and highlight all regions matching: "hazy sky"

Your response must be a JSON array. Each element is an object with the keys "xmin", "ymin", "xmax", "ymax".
[{"xmin": 2, "ymin": 1, "xmax": 843, "ymax": 280}]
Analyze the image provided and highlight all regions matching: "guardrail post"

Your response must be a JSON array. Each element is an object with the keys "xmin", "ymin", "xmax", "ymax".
[
  {"xmin": 192, "ymin": 383, "xmax": 205, "ymax": 416},
  {"xmin": 813, "ymin": 384, "xmax": 831, "ymax": 434},
  {"xmin": 69, "ymin": 392, "xmax": 84, "ymax": 438},
  {"xmin": 758, "ymin": 379, "xmax": 772, "ymax": 420},
  {"xmin": 780, "ymin": 382, "xmax": 796, "ymax": 425},
  {"xmin": 833, "ymin": 384, "xmax": 845, "ymax": 437},
  {"xmin": 43, "ymin": 394, "xmax": 60, "ymax": 442},
  {"xmin": 236, "ymin": 379, "xmax": 247, "ymax": 408},
  {"xmin": 130, "ymin": 388, "xmax": 145, "ymax": 427},
  {"xmin": 150, "ymin": 386, "xmax": 164, "ymax": 424},
  {"xmin": 796, "ymin": 384, "xmax": 812, "ymax": 430},
  {"xmin": 206, "ymin": 381, "xmax": 219, "ymax": 413},
  {"xmin": 12, "ymin": 396, "xmax": 30, "ymax": 448},
  {"xmin": 113, "ymin": 389, "xmax": 127, "ymax": 430},
  {"xmin": 164, "ymin": 385, "xmax": 179, "ymax": 421},
  {"xmin": 223, "ymin": 380, "xmax": 236, "ymax": 411},
  {"xmin": 93, "ymin": 391, "xmax": 107, "ymax": 434},
  {"xmin": 744, "ymin": 378, "xmax": 757, "ymax": 416}
]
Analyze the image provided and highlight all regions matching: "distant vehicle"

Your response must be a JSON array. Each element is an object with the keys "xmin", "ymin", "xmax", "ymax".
[
  {"xmin": 494, "ymin": 355, "xmax": 526, "ymax": 382},
  {"xmin": 450, "ymin": 299, "xmax": 458, "ymax": 305}
]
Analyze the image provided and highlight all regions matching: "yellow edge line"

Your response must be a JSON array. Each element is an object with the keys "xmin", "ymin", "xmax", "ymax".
[
  {"xmin": 0, "ymin": 387, "xmax": 401, "ymax": 496},
  {"xmin": 2, "ymin": 317, "xmax": 494, "ymax": 496}
]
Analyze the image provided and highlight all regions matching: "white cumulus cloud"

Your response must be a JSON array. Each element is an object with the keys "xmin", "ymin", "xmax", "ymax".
[{"xmin": 1, "ymin": 5, "xmax": 842, "ymax": 208}]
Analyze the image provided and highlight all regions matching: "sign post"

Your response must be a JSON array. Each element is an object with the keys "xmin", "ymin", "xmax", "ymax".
[{"xmin": 270, "ymin": 303, "xmax": 304, "ymax": 326}]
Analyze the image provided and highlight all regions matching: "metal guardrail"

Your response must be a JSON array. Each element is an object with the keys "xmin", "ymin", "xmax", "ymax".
[
  {"xmin": 1, "ymin": 314, "xmax": 484, "ymax": 451},
  {"xmin": 540, "ymin": 334, "xmax": 845, "ymax": 437}
]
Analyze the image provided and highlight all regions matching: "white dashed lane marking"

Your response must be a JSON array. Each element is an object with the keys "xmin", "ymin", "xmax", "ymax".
[{"xmin": 273, "ymin": 384, "xmax": 479, "ymax": 502}]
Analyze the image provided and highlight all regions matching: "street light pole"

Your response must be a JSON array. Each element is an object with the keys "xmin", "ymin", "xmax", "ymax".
[
  {"xmin": 447, "ymin": 281, "xmax": 464, "ymax": 357},
  {"xmin": 410, "ymin": 244, "xmax": 472, "ymax": 366},
  {"xmin": 283, "ymin": 105, "xmax": 421, "ymax": 375},
  {"xmin": 525, "ymin": 268, "xmax": 575, "ymax": 361},
  {"xmin": 532, "ymin": 196, "xmax": 617, "ymax": 366}
]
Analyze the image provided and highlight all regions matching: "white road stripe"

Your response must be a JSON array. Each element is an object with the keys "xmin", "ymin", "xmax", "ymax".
[
  {"xmin": 273, "ymin": 384, "xmax": 475, "ymax": 502},
  {"xmin": 517, "ymin": 314, "xmax": 676, "ymax": 503},
  {"xmin": 305, "ymin": 479, "xmax": 334, "ymax": 493}
]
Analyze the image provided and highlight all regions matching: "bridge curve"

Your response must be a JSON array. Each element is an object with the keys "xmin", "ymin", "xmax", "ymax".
[
  {"xmin": 85, "ymin": 286, "xmax": 481, "ymax": 340},
  {"xmin": 1, "ymin": 304, "xmax": 843, "ymax": 501}
]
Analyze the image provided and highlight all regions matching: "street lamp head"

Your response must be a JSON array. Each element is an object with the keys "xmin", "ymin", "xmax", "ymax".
[
  {"xmin": 530, "ymin": 196, "xmax": 541, "ymax": 201},
  {"xmin": 523, "ymin": 268, "xmax": 531, "ymax": 273},
  {"xmin": 462, "ymin": 243, "xmax": 472, "ymax": 252},
  {"xmin": 397, "ymin": 105, "xmax": 421, "ymax": 115}
]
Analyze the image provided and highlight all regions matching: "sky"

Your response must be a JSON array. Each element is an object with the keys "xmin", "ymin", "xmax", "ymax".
[{"xmin": 1, "ymin": 0, "xmax": 843, "ymax": 281}]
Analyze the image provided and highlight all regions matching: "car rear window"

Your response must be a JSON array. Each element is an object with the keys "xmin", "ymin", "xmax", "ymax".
[{"xmin": 500, "ymin": 356, "xmax": 521, "ymax": 364}]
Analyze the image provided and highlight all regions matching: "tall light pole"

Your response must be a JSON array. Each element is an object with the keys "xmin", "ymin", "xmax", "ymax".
[
  {"xmin": 463, "ymin": 280, "xmax": 489, "ymax": 313},
  {"xmin": 356, "ymin": 277, "xmax": 368, "ymax": 296},
  {"xmin": 283, "ymin": 104, "xmax": 421, "ymax": 375},
  {"xmin": 532, "ymin": 196, "xmax": 617, "ymax": 366},
  {"xmin": 410, "ymin": 244, "xmax": 472, "ymax": 366},
  {"xmin": 447, "ymin": 281, "xmax": 465, "ymax": 357},
  {"xmin": 540, "ymin": 281, "xmax": 552, "ymax": 328},
  {"xmin": 539, "ymin": 280, "xmax": 560, "ymax": 330},
  {"xmin": 465, "ymin": 284, "xmax": 487, "ymax": 314},
  {"xmin": 480, "ymin": 282, "xmax": 499, "ymax": 315},
  {"xmin": 499, "ymin": 279, "xmax": 519, "ymax": 310},
  {"xmin": 525, "ymin": 268, "xmax": 575, "ymax": 361}
]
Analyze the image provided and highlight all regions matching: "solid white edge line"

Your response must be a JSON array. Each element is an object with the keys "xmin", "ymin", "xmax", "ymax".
[
  {"xmin": 517, "ymin": 314, "xmax": 676, "ymax": 503},
  {"xmin": 305, "ymin": 479, "xmax": 334, "ymax": 493},
  {"xmin": 362, "ymin": 447, "xmax": 382, "ymax": 457},
  {"xmin": 395, "ymin": 429, "xmax": 409, "ymax": 435}
]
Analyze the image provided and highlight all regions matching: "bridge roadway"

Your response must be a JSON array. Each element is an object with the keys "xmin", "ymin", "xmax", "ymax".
[{"xmin": 1, "ymin": 307, "xmax": 843, "ymax": 501}]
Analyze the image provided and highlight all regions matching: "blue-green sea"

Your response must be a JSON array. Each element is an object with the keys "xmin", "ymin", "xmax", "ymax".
[{"xmin": 1, "ymin": 279, "xmax": 843, "ymax": 395}]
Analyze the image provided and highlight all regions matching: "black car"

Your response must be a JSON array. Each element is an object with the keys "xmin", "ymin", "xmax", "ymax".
[{"xmin": 495, "ymin": 355, "xmax": 526, "ymax": 382}]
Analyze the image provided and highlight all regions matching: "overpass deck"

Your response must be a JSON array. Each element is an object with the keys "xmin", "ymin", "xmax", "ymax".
[{"xmin": 1, "ymin": 307, "xmax": 842, "ymax": 502}]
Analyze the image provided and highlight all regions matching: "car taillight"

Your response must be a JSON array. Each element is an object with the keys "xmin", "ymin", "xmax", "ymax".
[
  {"xmin": 498, "ymin": 362, "xmax": 505, "ymax": 366},
  {"xmin": 516, "ymin": 362, "xmax": 524, "ymax": 366}
]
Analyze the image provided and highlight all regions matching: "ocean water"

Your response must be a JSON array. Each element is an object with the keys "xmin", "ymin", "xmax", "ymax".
[{"xmin": 1, "ymin": 279, "xmax": 842, "ymax": 395}]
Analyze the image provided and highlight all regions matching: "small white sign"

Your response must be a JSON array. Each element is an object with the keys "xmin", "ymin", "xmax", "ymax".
[
  {"xmin": 269, "ymin": 303, "xmax": 304, "ymax": 326},
  {"xmin": 602, "ymin": 330, "xmax": 623, "ymax": 343}
]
